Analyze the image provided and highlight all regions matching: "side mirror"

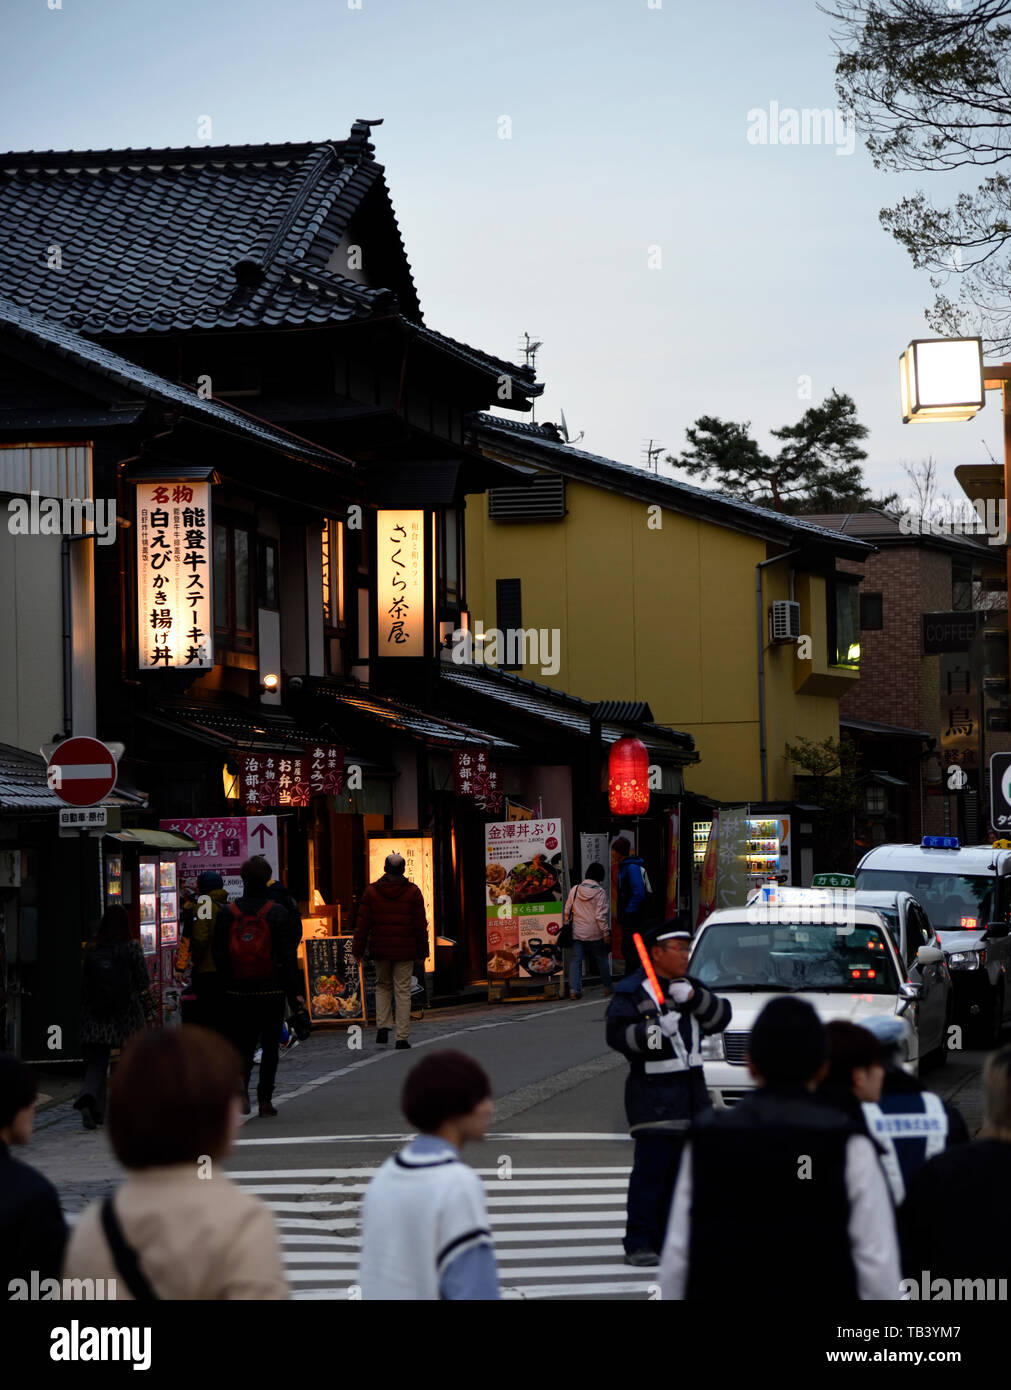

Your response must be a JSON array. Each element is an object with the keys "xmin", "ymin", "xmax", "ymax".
[
  {"xmin": 899, "ymin": 980, "xmax": 923, "ymax": 1000},
  {"xmin": 983, "ymin": 921, "xmax": 1010, "ymax": 940},
  {"xmin": 916, "ymin": 945, "xmax": 944, "ymax": 966}
]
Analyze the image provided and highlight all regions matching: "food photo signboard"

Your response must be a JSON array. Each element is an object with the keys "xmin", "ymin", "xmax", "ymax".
[
  {"xmin": 303, "ymin": 936, "xmax": 365, "ymax": 1025},
  {"xmin": 485, "ymin": 818, "xmax": 568, "ymax": 982}
]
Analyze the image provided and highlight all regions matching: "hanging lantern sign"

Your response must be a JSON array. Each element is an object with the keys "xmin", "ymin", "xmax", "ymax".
[
  {"xmin": 608, "ymin": 736, "xmax": 649, "ymax": 816},
  {"xmin": 376, "ymin": 509, "xmax": 424, "ymax": 656},
  {"xmin": 136, "ymin": 482, "xmax": 213, "ymax": 669}
]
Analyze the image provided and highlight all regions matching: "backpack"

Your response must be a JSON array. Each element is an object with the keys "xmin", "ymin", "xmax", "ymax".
[
  {"xmin": 84, "ymin": 945, "xmax": 133, "ymax": 1016},
  {"xmin": 227, "ymin": 902, "xmax": 276, "ymax": 982},
  {"xmin": 619, "ymin": 860, "xmax": 655, "ymax": 919}
]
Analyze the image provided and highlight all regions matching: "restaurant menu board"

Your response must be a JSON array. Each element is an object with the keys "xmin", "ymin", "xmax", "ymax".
[
  {"xmin": 303, "ymin": 936, "xmax": 365, "ymax": 1024},
  {"xmin": 485, "ymin": 819, "xmax": 568, "ymax": 981},
  {"xmin": 160, "ymin": 945, "xmax": 181, "ymax": 1027},
  {"xmin": 105, "ymin": 855, "xmax": 122, "ymax": 904}
]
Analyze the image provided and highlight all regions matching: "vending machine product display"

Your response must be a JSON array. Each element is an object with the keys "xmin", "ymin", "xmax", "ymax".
[{"xmin": 745, "ymin": 817, "xmax": 791, "ymax": 883}]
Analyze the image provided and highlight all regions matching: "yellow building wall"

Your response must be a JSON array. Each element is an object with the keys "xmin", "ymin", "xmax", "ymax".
[{"xmin": 466, "ymin": 466, "xmax": 850, "ymax": 804}]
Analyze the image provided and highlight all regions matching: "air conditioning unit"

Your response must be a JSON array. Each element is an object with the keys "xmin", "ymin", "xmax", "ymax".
[{"xmin": 769, "ymin": 599, "xmax": 801, "ymax": 643}]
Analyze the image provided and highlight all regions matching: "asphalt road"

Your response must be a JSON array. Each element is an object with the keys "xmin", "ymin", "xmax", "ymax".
[{"xmin": 23, "ymin": 989, "xmax": 1007, "ymax": 1300}]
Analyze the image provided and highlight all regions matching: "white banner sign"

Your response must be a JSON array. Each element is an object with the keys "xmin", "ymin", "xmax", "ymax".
[
  {"xmin": 376, "ymin": 509, "xmax": 424, "ymax": 656},
  {"xmin": 136, "ymin": 482, "xmax": 212, "ymax": 669}
]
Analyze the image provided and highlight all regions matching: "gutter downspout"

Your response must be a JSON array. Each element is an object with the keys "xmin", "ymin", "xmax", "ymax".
[{"xmin": 756, "ymin": 549, "xmax": 800, "ymax": 803}]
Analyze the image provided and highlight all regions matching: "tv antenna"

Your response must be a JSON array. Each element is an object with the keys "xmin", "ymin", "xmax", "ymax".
[
  {"xmin": 643, "ymin": 438, "xmax": 664, "ymax": 473},
  {"xmin": 520, "ymin": 333, "xmax": 542, "ymax": 422}
]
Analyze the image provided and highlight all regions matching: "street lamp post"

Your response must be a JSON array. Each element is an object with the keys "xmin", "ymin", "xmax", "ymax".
[{"xmin": 900, "ymin": 337, "xmax": 1011, "ymax": 835}]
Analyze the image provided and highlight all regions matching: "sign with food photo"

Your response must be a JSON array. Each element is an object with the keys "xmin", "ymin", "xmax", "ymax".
[
  {"xmin": 485, "ymin": 818, "xmax": 568, "ymax": 981},
  {"xmin": 303, "ymin": 936, "xmax": 365, "ymax": 1024}
]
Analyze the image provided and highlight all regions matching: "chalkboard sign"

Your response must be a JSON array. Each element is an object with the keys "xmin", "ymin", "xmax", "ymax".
[{"xmin": 303, "ymin": 937, "xmax": 365, "ymax": 1024}]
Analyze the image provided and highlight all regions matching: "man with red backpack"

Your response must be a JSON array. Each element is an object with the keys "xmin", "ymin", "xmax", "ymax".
[{"xmin": 213, "ymin": 856, "xmax": 303, "ymax": 1117}]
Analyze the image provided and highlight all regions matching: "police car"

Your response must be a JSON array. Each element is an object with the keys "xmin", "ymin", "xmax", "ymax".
[
  {"xmin": 689, "ymin": 893, "xmax": 943, "ymax": 1107},
  {"xmin": 857, "ymin": 837, "xmax": 1011, "ymax": 1046}
]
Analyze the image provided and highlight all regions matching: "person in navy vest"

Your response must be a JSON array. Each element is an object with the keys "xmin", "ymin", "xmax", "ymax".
[
  {"xmin": 860, "ymin": 1014, "xmax": 968, "ymax": 1207},
  {"xmin": 897, "ymin": 1043, "xmax": 1011, "ymax": 1290},
  {"xmin": 605, "ymin": 916, "xmax": 732, "ymax": 1265},
  {"xmin": 658, "ymin": 997, "xmax": 901, "ymax": 1299}
]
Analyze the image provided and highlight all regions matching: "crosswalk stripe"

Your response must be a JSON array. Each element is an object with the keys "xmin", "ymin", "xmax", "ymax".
[
  {"xmin": 285, "ymin": 1265, "xmax": 642, "ymax": 1281},
  {"xmin": 242, "ymin": 1178, "xmax": 628, "ymax": 1195},
  {"xmin": 228, "ymin": 1167, "xmax": 632, "ymax": 1179},
  {"xmin": 277, "ymin": 1228, "xmax": 627, "ymax": 1245},
  {"xmin": 282, "ymin": 1246, "xmax": 628, "ymax": 1263}
]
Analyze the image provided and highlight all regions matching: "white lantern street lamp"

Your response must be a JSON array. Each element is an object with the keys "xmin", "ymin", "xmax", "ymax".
[{"xmin": 899, "ymin": 338, "xmax": 985, "ymax": 423}]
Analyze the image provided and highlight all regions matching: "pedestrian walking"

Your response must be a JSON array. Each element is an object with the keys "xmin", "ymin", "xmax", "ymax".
[
  {"xmin": 212, "ymin": 855, "xmax": 303, "ymax": 1117},
  {"xmin": 856, "ymin": 1016, "xmax": 968, "ymax": 1206},
  {"xmin": 358, "ymin": 1050, "xmax": 499, "ymax": 1300},
  {"xmin": 658, "ymin": 997, "xmax": 901, "ymax": 1299},
  {"xmin": 817, "ymin": 1019, "xmax": 887, "ymax": 1138},
  {"xmin": 62, "ymin": 1026, "xmax": 289, "ymax": 1299},
  {"xmin": 898, "ymin": 1043, "xmax": 1011, "ymax": 1289},
  {"xmin": 564, "ymin": 861, "xmax": 612, "ymax": 999},
  {"xmin": 177, "ymin": 872, "xmax": 228, "ymax": 1032},
  {"xmin": 1, "ymin": 1053, "xmax": 67, "ymax": 1294},
  {"xmin": 605, "ymin": 916, "xmax": 732, "ymax": 1265},
  {"xmin": 612, "ymin": 839, "xmax": 651, "ymax": 970},
  {"xmin": 73, "ymin": 905, "xmax": 155, "ymax": 1131},
  {"xmin": 352, "ymin": 852, "xmax": 429, "ymax": 1049}
]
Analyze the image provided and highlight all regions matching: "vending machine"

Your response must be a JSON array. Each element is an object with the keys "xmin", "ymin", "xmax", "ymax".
[{"xmin": 745, "ymin": 816, "xmax": 791, "ymax": 885}]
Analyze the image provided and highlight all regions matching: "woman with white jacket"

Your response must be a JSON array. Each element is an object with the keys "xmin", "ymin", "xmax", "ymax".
[{"xmin": 564, "ymin": 862, "xmax": 613, "ymax": 999}]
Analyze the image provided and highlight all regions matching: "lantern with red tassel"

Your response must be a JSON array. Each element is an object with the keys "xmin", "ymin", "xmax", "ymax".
[{"xmin": 608, "ymin": 736, "xmax": 650, "ymax": 816}]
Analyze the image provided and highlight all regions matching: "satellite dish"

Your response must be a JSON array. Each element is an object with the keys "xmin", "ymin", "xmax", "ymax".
[{"xmin": 559, "ymin": 409, "xmax": 569, "ymax": 442}]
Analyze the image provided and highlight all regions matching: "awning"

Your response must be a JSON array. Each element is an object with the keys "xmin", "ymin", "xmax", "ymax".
[
  {"xmin": 0, "ymin": 743, "xmax": 147, "ymax": 814},
  {"xmin": 841, "ymin": 717, "xmax": 932, "ymax": 742},
  {"xmin": 106, "ymin": 828, "xmax": 199, "ymax": 851}
]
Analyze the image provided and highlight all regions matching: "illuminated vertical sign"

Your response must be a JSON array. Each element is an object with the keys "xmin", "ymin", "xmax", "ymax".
[
  {"xmin": 136, "ymin": 482, "xmax": 212, "ymax": 669},
  {"xmin": 368, "ymin": 833, "xmax": 435, "ymax": 971},
  {"xmin": 376, "ymin": 509, "xmax": 424, "ymax": 656}
]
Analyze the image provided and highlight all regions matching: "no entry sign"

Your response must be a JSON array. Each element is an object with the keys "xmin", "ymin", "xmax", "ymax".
[{"xmin": 46, "ymin": 737, "xmax": 118, "ymax": 807}]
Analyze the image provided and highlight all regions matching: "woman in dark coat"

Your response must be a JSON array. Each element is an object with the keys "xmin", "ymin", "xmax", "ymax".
[{"xmin": 73, "ymin": 906, "xmax": 154, "ymax": 1130}]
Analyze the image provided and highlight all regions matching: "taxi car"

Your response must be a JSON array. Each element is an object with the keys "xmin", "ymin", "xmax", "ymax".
[
  {"xmin": 689, "ymin": 896, "xmax": 944, "ymax": 1107},
  {"xmin": 856, "ymin": 837, "xmax": 1011, "ymax": 1046}
]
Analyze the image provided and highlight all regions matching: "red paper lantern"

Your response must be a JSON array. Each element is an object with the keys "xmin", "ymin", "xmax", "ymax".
[{"xmin": 608, "ymin": 736, "xmax": 650, "ymax": 816}]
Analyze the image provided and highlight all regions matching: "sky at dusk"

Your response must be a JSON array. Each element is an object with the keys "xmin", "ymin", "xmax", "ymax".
[{"xmin": 2, "ymin": 0, "xmax": 1000, "ymax": 505}]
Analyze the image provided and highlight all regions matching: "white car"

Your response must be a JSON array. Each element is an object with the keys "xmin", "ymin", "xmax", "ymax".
[{"xmin": 689, "ymin": 901, "xmax": 945, "ymax": 1107}]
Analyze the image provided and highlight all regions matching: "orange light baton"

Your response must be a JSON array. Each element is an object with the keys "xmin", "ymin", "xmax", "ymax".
[{"xmin": 632, "ymin": 932, "xmax": 667, "ymax": 1011}]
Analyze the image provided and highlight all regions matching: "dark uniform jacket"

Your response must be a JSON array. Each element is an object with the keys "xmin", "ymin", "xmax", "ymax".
[
  {"xmin": 605, "ymin": 969, "xmax": 731, "ymax": 1133},
  {"xmin": 0, "ymin": 1141, "xmax": 67, "ymax": 1291}
]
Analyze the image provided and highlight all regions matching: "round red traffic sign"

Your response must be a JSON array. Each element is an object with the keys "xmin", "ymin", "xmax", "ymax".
[{"xmin": 46, "ymin": 737, "xmax": 118, "ymax": 807}]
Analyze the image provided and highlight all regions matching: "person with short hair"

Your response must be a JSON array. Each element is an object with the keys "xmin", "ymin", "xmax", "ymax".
[
  {"xmin": 74, "ymin": 905, "xmax": 155, "ymax": 1130},
  {"xmin": 818, "ymin": 1019, "xmax": 887, "ymax": 1136},
  {"xmin": 898, "ymin": 1043, "xmax": 1011, "ymax": 1286},
  {"xmin": 658, "ymin": 997, "xmax": 901, "ymax": 1299},
  {"xmin": 612, "ymin": 837, "xmax": 650, "ymax": 965},
  {"xmin": 606, "ymin": 916, "xmax": 732, "ymax": 1265},
  {"xmin": 212, "ymin": 856, "xmax": 303, "ymax": 1116},
  {"xmin": 855, "ymin": 1015, "xmax": 969, "ymax": 1206},
  {"xmin": 564, "ymin": 861, "xmax": 612, "ymax": 999},
  {"xmin": 358, "ymin": 1050, "xmax": 499, "ymax": 1300},
  {"xmin": 62, "ymin": 1026, "xmax": 289, "ymax": 1299},
  {"xmin": 352, "ymin": 852, "xmax": 429, "ymax": 1049},
  {"xmin": 0, "ymin": 1053, "xmax": 67, "ymax": 1292}
]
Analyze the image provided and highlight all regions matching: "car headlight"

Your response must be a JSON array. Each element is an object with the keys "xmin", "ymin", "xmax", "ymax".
[
  {"xmin": 948, "ymin": 950, "xmax": 985, "ymax": 971},
  {"xmin": 701, "ymin": 1035, "xmax": 725, "ymax": 1060}
]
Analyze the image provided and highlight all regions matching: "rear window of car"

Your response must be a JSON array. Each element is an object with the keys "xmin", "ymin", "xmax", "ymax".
[
  {"xmin": 857, "ymin": 869, "xmax": 996, "ymax": 930},
  {"xmin": 691, "ymin": 920, "xmax": 899, "ymax": 994}
]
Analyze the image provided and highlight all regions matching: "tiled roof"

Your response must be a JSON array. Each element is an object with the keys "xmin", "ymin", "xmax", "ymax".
[
  {"xmin": 440, "ymin": 666, "xmax": 697, "ymax": 761},
  {"xmin": 470, "ymin": 415, "xmax": 875, "ymax": 557},
  {"xmin": 310, "ymin": 685, "xmax": 521, "ymax": 752},
  {"xmin": 802, "ymin": 508, "xmax": 991, "ymax": 557},
  {"xmin": 0, "ymin": 744, "xmax": 146, "ymax": 813},
  {"xmin": 0, "ymin": 125, "xmax": 540, "ymax": 395},
  {"xmin": 0, "ymin": 295, "xmax": 354, "ymax": 468}
]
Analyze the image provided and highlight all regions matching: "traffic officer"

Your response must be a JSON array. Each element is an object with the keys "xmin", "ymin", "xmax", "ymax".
[
  {"xmin": 860, "ymin": 1015, "xmax": 969, "ymax": 1206},
  {"xmin": 605, "ymin": 915, "xmax": 732, "ymax": 1265}
]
